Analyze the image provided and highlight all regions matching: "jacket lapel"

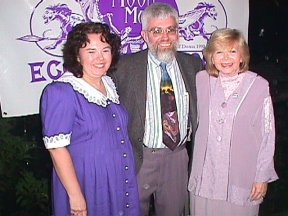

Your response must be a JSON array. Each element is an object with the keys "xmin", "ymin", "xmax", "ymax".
[
  {"xmin": 129, "ymin": 50, "xmax": 148, "ymax": 124},
  {"xmin": 175, "ymin": 54, "xmax": 197, "ymax": 132}
]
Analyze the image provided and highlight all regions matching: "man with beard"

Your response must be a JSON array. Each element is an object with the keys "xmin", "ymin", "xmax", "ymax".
[{"xmin": 111, "ymin": 3, "xmax": 203, "ymax": 216}]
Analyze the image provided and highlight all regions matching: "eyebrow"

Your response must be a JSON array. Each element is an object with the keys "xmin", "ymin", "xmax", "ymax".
[
  {"xmin": 85, "ymin": 46, "xmax": 111, "ymax": 51},
  {"xmin": 86, "ymin": 48, "xmax": 97, "ymax": 51},
  {"xmin": 149, "ymin": 25, "xmax": 177, "ymax": 30}
]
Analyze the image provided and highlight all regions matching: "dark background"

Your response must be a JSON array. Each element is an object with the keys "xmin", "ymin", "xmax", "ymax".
[
  {"xmin": 0, "ymin": 0, "xmax": 287, "ymax": 215},
  {"xmin": 249, "ymin": 0, "xmax": 288, "ymax": 214}
]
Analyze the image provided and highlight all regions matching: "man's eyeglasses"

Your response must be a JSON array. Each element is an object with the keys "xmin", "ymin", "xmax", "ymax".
[{"xmin": 147, "ymin": 26, "xmax": 178, "ymax": 37}]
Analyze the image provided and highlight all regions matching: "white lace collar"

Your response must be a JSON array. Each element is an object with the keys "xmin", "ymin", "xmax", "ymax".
[{"xmin": 55, "ymin": 72, "xmax": 119, "ymax": 107}]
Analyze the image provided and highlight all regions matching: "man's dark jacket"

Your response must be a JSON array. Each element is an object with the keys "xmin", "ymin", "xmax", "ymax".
[{"xmin": 111, "ymin": 49, "xmax": 203, "ymax": 173}]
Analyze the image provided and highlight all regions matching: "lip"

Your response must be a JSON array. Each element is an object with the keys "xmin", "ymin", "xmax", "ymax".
[
  {"xmin": 159, "ymin": 42, "xmax": 173, "ymax": 48},
  {"xmin": 221, "ymin": 62, "xmax": 233, "ymax": 67},
  {"xmin": 94, "ymin": 63, "xmax": 105, "ymax": 68}
]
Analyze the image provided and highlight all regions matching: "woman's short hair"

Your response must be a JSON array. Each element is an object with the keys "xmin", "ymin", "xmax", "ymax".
[
  {"xmin": 203, "ymin": 28, "xmax": 250, "ymax": 77},
  {"xmin": 62, "ymin": 22, "xmax": 121, "ymax": 77}
]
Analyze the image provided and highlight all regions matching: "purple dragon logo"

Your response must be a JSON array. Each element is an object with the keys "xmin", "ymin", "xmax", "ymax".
[
  {"xmin": 17, "ymin": 1, "xmax": 86, "ymax": 57},
  {"xmin": 17, "ymin": 0, "xmax": 151, "ymax": 57},
  {"xmin": 179, "ymin": 2, "xmax": 218, "ymax": 41},
  {"xmin": 42, "ymin": 4, "xmax": 85, "ymax": 50},
  {"xmin": 17, "ymin": 0, "xmax": 226, "ymax": 56}
]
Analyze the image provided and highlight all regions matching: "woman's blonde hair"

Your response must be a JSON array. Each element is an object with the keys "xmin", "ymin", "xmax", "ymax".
[{"xmin": 203, "ymin": 28, "xmax": 250, "ymax": 77}]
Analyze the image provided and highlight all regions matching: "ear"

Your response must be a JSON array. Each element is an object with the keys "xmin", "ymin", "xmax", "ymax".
[
  {"xmin": 141, "ymin": 30, "xmax": 148, "ymax": 42},
  {"xmin": 211, "ymin": 56, "xmax": 215, "ymax": 65}
]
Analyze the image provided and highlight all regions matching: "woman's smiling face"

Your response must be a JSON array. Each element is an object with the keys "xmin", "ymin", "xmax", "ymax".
[
  {"xmin": 78, "ymin": 33, "xmax": 112, "ymax": 82},
  {"xmin": 212, "ymin": 42, "xmax": 243, "ymax": 77}
]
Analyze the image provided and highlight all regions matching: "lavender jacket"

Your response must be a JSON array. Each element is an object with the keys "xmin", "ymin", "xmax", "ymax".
[{"xmin": 188, "ymin": 70, "xmax": 278, "ymax": 206}]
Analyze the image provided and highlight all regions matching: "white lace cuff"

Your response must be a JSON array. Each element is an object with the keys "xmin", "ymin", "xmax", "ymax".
[{"xmin": 43, "ymin": 133, "xmax": 71, "ymax": 149}]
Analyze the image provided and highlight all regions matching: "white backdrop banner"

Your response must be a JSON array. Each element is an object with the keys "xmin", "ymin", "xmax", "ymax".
[{"xmin": 0, "ymin": 0, "xmax": 249, "ymax": 117}]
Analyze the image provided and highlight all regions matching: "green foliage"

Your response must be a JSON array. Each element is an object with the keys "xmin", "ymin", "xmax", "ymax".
[
  {"xmin": 16, "ymin": 171, "xmax": 48, "ymax": 213},
  {"xmin": 0, "ymin": 117, "xmax": 50, "ymax": 215}
]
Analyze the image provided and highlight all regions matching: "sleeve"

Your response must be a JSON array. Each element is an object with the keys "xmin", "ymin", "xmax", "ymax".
[
  {"xmin": 255, "ymin": 90, "xmax": 279, "ymax": 183},
  {"xmin": 41, "ymin": 82, "xmax": 76, "ymax": 149}
]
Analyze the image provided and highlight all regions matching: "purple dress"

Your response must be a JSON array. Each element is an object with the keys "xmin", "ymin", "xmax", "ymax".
[{"xmin": 41, "ymin": 73, "xmax": 140, "ymax": 216}]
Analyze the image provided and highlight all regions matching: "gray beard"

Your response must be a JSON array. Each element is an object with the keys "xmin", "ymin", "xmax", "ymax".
[{"xmin": 147, "ymin": 43, "xmax": 177, "ymax": 63}]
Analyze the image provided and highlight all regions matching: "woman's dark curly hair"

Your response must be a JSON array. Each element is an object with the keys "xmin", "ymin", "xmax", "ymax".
[{"xmin": 62, "ymin": 22, "xmax": 121, "ymax": 77}]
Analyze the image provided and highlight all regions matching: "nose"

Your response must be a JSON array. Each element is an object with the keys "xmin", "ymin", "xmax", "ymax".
[
  {"xmin": 161, "ymin": 31, "xmax": 169, "ymax": 40},
  {"xmin": 223, "ymin": 52, "xmax": 229, "ymax": 59},
  {"xmin": 95, "ymin": 51, "xmax": 104, "ymax": 59}
]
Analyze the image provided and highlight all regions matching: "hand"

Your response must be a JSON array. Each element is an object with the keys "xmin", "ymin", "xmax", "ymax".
[
  {"xmin": 250, "ymin": 182, "xmax": 268, "ymax": 201},
  {"xmin": 71, "ymin": 209, "xmax": 87, "ymax": 216},
  {"xmin": 70, "ymin": 194, "xmax": 87, "ymax": 216}
]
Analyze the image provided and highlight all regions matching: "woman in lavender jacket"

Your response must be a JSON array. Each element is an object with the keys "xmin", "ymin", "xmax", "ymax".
[{"xmin": 188, "ymin": 28, "xmax": 278, "ymax": 216}]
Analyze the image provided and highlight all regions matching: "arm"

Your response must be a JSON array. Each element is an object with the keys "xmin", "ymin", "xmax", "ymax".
[
  {"xmin": 250, "ymin": 94, "xmax": 278, "ymax": 200},
  {"xmin": 49, "ymin": 147, "xmax": 87, "ymax": 215},
  {"xmin": 41, "ymin": 83, "xmax": 87, "ymax": 215}
]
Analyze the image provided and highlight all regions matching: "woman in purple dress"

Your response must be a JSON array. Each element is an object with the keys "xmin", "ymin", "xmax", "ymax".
[
  {"xmin": 188, "ymin": 28, "xmax": 278, "ymax": 216},
  {"xmin": 41, "ymin": 22, "xmax": 140, "ymax": 216}
]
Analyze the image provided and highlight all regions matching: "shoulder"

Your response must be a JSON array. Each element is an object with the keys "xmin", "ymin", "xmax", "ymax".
[
  {"xmin": 42, "ymin": 81, "xmax": 74, "ymax": 98},
  {"xmin": 196, "ymin": 70, "xmax": 209, "ymax": 78},
  {"xmin": 246, "ymin": 71, "xmax": 269, "ymax": 87},
  {"xmin": 176, "ymin": 52, "xmax": 203, "ymax": 71},
  {"xmin": 44, "ymin": 81, "xmax": 73, "ymax": 91},
  {"xmin": 40, "ymin": 81, "xmax": 76, "ymax": 117},
  {"xmin": 119, "ymin": 50, "xmax": 148, "ymax": 63},
  {"xmin": 114, "ymin": 50, "xmax": 148, "ymax": 80},
  {"xmin": 244, "ymin": 71, "xmax": 271, "ymax": 98},
  {"xmin": 196, "ymin": 70, "xmax": 210, "ymax": 85},
  {"xmin": 176, "ymin": 52, "xmax": 202, "ymax": 62}
]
